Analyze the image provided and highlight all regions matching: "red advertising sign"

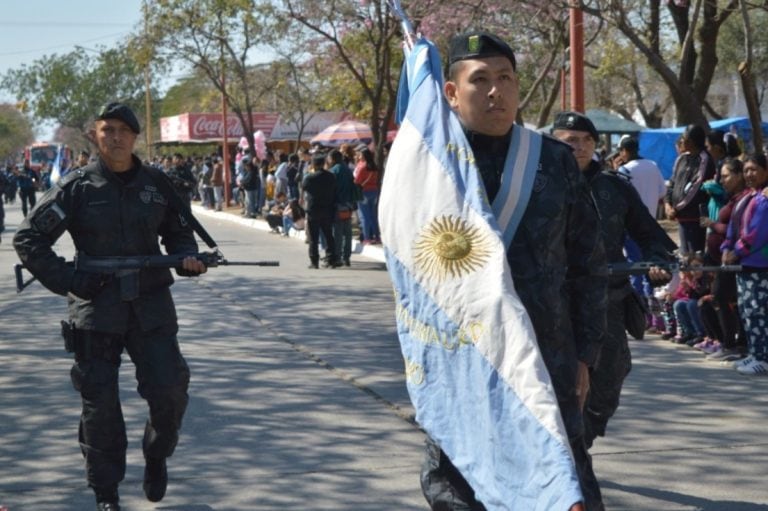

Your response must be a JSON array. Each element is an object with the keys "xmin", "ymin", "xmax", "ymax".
[{"xmin": 160, "ymin": 112, "xmax": 280, "ymax": 143}]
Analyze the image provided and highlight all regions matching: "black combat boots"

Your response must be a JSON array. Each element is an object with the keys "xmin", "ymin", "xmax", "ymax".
[{"xmin": 143, "ymin": 457, "xmax": 168, "ymax": 502}]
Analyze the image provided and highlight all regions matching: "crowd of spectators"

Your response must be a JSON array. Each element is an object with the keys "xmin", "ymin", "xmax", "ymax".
[
  {"xmin": 611, "ymin": 126, "xmax": 768, "ymax": 377},
  {"xmin": 144, "ymin": 143, "xmax": 383, "ymax": 269}
]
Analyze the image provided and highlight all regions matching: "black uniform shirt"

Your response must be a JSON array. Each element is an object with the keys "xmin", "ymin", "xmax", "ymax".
[{"xmin": 14, "ymin": 156, "xmax": 198, "ymax": 334}]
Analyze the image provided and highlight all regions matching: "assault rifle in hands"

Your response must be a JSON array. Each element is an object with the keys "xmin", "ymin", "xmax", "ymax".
[
  {"xmin": 14, "ymin": 251, "xmax": 279, "ymax": 293},
  {"xmin": 607, "ymin": 261, "xmax": 743, "ymax": 276}
]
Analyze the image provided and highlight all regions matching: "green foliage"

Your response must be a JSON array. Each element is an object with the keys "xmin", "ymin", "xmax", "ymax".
[
  {"xmin": 0, "ymin": 45, "xmax": 146, "ymax": 133},
  {"xmin": 0, "ymin": 104, "xmax": 34, "ymax": 161},
  {"xmin": 718, "ymin": 7, "xmax": 768, "ymax": 101}
]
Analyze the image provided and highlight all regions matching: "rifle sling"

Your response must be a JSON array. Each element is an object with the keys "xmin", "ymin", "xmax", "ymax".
[{"xmin": 148, "ymin": 168, "xmax": 218, "ymax": 249}]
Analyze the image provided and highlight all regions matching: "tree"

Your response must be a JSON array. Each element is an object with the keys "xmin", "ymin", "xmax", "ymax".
[
  {"xmin": 0, "ymin": 44, "xmax": 147, "ymax": 135},
  {"xmin": 582, "ymin": 0, "xmax": 738, "ymax": 126},
  {"xmin": 279, "ymin": 0, "xmax": 402, "ymax": 165},
  {"xmin": 0, "ymin": 104, "xmax": 34, "ymax": 163},
  {"xmin": 270, "ymin": 56, "xmax": 325, "ymax": 146},
  {"xmin": 144, "ymin": 0, "xmax": 278, "ymax": 157}
]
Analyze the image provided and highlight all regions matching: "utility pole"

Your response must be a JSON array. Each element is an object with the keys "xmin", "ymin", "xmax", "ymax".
[
  {"xmin": 569, "ymin": 1, "xmax": 585, "ymax": 113},
  {"xmin": 220, "ymin": 36, "xmax": 231, "ymax": 206},
  {"xmin": 143, "ymin": 0, "xmax": 153, "ymax": 160}
]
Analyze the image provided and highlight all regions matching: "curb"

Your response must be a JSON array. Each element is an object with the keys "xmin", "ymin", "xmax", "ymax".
[{"xmin": 191, "ymin": 204, "xmax": 386, "ymax": 263}]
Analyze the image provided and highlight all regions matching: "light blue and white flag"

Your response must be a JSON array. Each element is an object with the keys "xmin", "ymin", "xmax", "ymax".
[
  {"xmin": 50, "ymin": 145, "xmax": 64, "ymax": 185},
  {"xmin": 380, "ymin": 35, "xmax": 583, "ymax": 510}
]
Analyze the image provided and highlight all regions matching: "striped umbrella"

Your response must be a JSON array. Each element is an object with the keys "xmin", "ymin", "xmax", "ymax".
[{"xmin": 310, "ymin": 120, "xmax": 373, "ymax": 146}]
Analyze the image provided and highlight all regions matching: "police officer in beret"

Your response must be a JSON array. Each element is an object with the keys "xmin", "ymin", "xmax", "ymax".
[
  {"xmin": 552, "ymin": 111, "xmax": 676, "ymax": 449},
  {"xmin": 421, "ymin": 32, "xmax": 607, "ymax": 511},
  {"xmin": 14, "ymin": 102, "xmax": 207, "ymax": 511}
]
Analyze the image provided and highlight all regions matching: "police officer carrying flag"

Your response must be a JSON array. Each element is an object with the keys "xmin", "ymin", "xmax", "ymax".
[{"xmin": 14, "ymin": 102, "xmax": 207, "ymax": 511}]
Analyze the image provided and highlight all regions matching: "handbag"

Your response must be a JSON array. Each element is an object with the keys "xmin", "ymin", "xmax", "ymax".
[
  {"xmin": 624, "ymin": 289, "xmax": 649, "ymax": 340},
  {"xmin": 351, "ymin": 183, "xmax": 364, "ymax": 202}
]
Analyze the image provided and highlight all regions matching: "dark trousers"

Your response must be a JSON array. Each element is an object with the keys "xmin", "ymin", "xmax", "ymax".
[
  {"xmin": 421, "ymin": 434, "xmax": 603, "ymax": 511},
  {"xmin": 584, "ymin": 295, "xmax": 631, "ymax": 449},
  {"xmin": 19, "ymin": 189, "xmax": 36, "ymax": 216},
  {"xmin": 307, "ymin": 210, "xmax": 335, "ymax": 265},
  {"xmin": 711, "ymin": 271, "xmax": 743, "ymax": 349},
  {"xmin": 70, "ymin": 321, "xmax": 190, "ymax": 490},
  {"xmin": 677, "ymin": 220, "xmax": 706, "ymax": 255},
  {"xmin": 333, "ymin": 216, "xmax": 353, "ymax": 263},
  {"xmin": 699, "ymin": 300, "xmax": 722, "ymax": 341}
]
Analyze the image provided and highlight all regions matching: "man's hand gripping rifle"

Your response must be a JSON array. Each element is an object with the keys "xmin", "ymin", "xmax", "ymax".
[{"xmin": 14, "ymin": 250, "xmax": 279, "ymax": 293}]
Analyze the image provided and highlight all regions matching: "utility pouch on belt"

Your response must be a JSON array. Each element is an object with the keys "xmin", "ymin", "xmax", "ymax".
[
  {"xmin": 118, "ymin": 269, "xmax": 140, "ymax": 301},
  {"xmin": 61, "ymin": 320, "xmax": 76, "ymax": 353}
]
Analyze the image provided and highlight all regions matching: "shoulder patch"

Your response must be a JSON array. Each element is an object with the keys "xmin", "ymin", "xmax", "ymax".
[{"xmin": 56, "ymin": 168, "xmax": 86, "ymax": 188}]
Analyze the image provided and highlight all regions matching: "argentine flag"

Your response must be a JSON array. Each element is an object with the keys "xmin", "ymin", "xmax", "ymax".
[{"xmin": 380, "ymin": 37, "xmax": 583, "ymax": 510}]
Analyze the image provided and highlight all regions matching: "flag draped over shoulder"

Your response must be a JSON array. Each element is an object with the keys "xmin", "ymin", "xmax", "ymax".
[{"xmin": 379, "ymin": 37, "xmax": 583, "ymax": 510}]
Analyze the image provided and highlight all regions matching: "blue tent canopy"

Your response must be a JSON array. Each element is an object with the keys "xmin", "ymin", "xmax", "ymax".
[{"xmin": 639, "ymin": 117, "xmax": 768, "ymax": 179}]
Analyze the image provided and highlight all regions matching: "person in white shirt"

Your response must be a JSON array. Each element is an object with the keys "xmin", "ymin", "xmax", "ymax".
[{"xmin": 617, "ymin": 136, "xmax": 666, "ymax": 218}]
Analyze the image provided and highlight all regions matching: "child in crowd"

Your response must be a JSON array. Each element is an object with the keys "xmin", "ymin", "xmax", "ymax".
[
  {"xmin": 657, "ymin": 271, "xmax": 680, "ymax": 340},
  {"xmin": 671, "ymin": 253, "xmax": 711, "ymax": 346},
  {"xmin": 282, "ymin": 199, "xmax": 305, "ymax": 237}
]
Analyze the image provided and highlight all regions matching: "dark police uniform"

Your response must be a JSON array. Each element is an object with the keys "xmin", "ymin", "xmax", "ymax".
[
  {"xmin": 582, "ymin": 160, "xmax": 676, "ymax": 447},
  {"xmin": 422, "ymin": 131, "xmax": 608, "ymax": 511},
  {"xmin": 13, "ymin": 154, "xmax": 198, "ymax": 494}
]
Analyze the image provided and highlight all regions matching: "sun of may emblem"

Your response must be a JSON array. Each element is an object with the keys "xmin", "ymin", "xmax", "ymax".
[{"xmin": 413, "ymin": 215, "xmax": 492, "ymax": 280}]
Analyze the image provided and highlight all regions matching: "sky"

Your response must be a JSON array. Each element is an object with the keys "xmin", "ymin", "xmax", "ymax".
[{"xmin": 0, "ymin": 0, "xmax": 146, "ymax": 138}]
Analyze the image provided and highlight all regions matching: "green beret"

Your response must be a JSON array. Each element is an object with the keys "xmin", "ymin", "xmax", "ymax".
[
  {"xmin": 448, "ymin": 31, "xmax": 516, "ymax": 70},
  {"xmin": 552, "ymin": 111, "xmax": 598, "ymax": 141},
  {"xmin": 96, "ymin": 102, "xmax": 140, "ymax": 134}
]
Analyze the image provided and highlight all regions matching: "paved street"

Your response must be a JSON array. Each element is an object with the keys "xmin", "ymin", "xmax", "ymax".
[{"xmin": 1, "ymin": 198, "xmax": 767, "ymax": 510}]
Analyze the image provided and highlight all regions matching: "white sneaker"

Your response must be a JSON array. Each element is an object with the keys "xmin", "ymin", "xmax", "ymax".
[
  {"xmin": 707, "ymin": 348, "xmax": 742, "ymax": 362},
  {"xmin": 736, "ymin": 358, "xmax": 768, "ymax": 376},
  {"xmin": 733, "ymin": 355, "xmax": 755, "ymax": 368}
]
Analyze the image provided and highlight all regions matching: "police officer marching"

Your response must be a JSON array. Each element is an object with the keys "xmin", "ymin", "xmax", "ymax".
[
  {"xmin": 14, "ymin": 102, "xmax": 207, "ymax": 511},
  {"xmin": 551, "ymin": 111, "xmax": 677, "ymax": 449}
]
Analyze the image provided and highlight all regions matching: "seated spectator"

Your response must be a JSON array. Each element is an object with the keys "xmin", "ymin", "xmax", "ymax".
[
  {"xmin": 282, "ymin": 199, "xmax": 306, "ymax": 237},
  {"xmin": 671, "ymin": 253, "xmax": 710, "ymax": 346},
  {"xmin": 722, "ymin": 153, "xmax": 768, "ymax": 375},
  {"xmin": 657, "ymin": 272, "xmax": 680, "ymax": 340},
  {"xmin": 265, "ymin": 192, "xmax": 288, "ymax": 233}
]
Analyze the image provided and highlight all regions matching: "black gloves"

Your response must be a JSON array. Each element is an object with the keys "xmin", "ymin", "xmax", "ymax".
[{"xmin": 69, "ymin": 271, "xmax": 111, "ymax": 300}]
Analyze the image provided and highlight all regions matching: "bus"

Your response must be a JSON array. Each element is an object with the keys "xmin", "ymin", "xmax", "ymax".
[{"xmin": 24, "ymin": 142, "xmax": 72, "ymax": 173}]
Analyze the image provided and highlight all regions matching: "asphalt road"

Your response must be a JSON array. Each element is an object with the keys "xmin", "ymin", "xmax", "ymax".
[{"xmin": 0, "ymin": 197, "xmax": 767, "ymax": 510}]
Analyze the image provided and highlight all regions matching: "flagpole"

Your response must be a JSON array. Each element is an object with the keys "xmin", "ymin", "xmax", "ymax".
[{"xmin": 388, "ymin": 0, "xmax": 415, "ymax": 49}]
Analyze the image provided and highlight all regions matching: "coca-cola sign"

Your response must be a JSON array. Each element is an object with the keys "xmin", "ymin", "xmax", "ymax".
[{"xmin": 160, "ymin": 112, "xmax": 280, "ymax": 142}]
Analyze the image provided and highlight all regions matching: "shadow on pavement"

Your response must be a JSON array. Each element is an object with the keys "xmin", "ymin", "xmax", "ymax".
[{"xmin": 601, "ymin": 480, "xmax": 768, "ymax": 510}]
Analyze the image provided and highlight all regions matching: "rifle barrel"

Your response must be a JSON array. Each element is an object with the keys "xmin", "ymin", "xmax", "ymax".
[
  {"xmin": 607, "ymin": 262, "xmax": 743, "ymax": 275},
  {"xmin": 220, "ymin": 261, "xmax": 279, "ymax": 266}
]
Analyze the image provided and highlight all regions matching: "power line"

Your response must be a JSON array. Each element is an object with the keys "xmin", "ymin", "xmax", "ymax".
[
  {"xmin": 0, "ymin": 21, "xmax": 129, "ymax": 28},
  {"xmin": 0, "ymin": 31, "xmax": 131, "ymax": 57}
]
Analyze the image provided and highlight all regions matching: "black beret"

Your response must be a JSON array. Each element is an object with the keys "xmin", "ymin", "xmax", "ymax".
[
  {"xmin": 448, "ymin": 31, "xmax": 516, "ymax": 70},
  {"xmin": 96, "ymin": 102, "xmax": 140, "ymax": 134},
  {"xmin": 552, "ymin": 111, "xmax": 598, "ymax": 141}
]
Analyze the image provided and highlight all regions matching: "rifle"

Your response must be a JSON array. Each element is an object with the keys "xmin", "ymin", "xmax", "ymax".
[
  {"xmin": 14, "ymin": 250, "xmax": 279, "ymax": 293},
  {"xmin": 608, "ymin": 261, "xmax": 743, "ymax": 276}
]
